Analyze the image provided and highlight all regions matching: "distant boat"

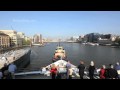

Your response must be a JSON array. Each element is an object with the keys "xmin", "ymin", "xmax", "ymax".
[
  {"xmin": 52, "ymin": 46, "xmax": 66, "ymax": 62},
  {"xmin": 52, "ymin": 41, "xmax": 66, "ymax": 62}
]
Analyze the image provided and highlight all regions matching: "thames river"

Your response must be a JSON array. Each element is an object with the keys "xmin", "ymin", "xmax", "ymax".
[{"xmin": 27, "ymin": 42, "xmax": 120, "ymax": 69}]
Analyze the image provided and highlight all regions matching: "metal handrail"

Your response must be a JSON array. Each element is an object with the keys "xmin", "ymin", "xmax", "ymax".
[{"xmin": 17, "ymin": 67, "xmax": 42, "ymax": 72}]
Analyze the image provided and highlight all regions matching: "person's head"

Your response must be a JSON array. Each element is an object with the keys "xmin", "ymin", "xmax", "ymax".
[
  {"xmin": 109, "ymin": 64, "xmax": 114, "ymax": 68},
  {"xmin": 116, "ymin": 62, "xmax": 119, "ymax": 65},
  {"xmin": 90, "ymin": 61, "xmax": 94, "ymax": 66},
  {"xmin": 102, "ymin": 65, "xmax": 106, "ymax": 69},
  {"xmin": 51, "ymin": 64, "xmax": 56, "ymax": 68},
  {"xmin": 109, "ymin": 64, "xmax": 112, "ymax": 67},
  {"xmin": 80, "ymin": 61, "xmax": 84, "ymax": 64},
  {"xmin": 4, "ymin": 63, "xmax": 7, "ymax": 67},
  {"xmin": 67, "ymin": 60, "xmax": 70, "ymax": 63}
]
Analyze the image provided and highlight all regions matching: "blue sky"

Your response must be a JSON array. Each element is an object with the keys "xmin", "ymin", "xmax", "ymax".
[{"xmin": 0, "ymin": 11, "xmax": 120, "ymax": 39}]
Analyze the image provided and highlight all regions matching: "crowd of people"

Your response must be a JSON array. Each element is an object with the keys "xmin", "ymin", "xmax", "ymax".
[
  {"xmin": 1, "ymin": 59, "xmax": 120, "ymax": 79},
  {"xmin": 49, "ymin": 60, "xmax": 120, "ymax": 79}
]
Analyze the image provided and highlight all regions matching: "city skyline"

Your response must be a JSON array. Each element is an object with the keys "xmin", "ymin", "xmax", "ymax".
[{"xmin": 0, "ymin": 11, "xmax": 120, "ymax": 39}]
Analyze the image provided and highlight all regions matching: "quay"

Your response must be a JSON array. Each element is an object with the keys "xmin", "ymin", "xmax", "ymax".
[{"xmin": 0, "ymin": 46, "xmax": 31, "ymax": 70}]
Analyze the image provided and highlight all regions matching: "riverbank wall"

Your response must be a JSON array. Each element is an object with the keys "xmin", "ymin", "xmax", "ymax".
[{"xmin": 0, "ymin": 48, "xmax": 31, "ymax": 71}]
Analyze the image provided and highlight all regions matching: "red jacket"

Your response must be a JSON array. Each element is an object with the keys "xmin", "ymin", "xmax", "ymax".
[
  {"xmin": 50, "ymin": 68, "xmax": 57, "ymax": 74},
  {"xmin": 100, "ymin": 68, "xmax": 106, "ymax": 79}
]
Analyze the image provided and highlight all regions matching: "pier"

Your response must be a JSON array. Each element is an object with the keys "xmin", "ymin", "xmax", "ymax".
[{"xmin": 0, "ymin": 47, "xmax": 31, "ymax": 69}]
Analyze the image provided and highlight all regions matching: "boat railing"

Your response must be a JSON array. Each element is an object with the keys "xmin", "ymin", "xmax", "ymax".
[
  {"xmin": 14, "ymin": 68, "xmax": 43, "ymax": 76},
  {"xmin": 14, "ymin": 66, "xmax": 100, "ymax": 79},
  {"xmin": 16, "ymin": 67, "xmax": 42, "ymax": 72}
]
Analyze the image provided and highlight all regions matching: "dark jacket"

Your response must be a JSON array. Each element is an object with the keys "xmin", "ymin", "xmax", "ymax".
[
  {"xmin": 88, "ymin": 65, "xmax": 95, "ymax": 74},
  {"xmin": 3, "ymin": 70, "xmax": 12, "ymax": 79},
  {"xmin": 78, "ymin": 64, "xmax": 85, "ymax": 75},
  {"xmin": 108, "ymin": 68, "xmax": 118, "ymax": 79},
  {"xmin": 1, "ymin": 66, "xmax": 8, "ymax": 74}
]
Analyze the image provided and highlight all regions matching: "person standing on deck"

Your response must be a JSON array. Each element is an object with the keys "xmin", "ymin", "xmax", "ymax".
[
  {"xmin": 77, "ymin": 61, "xmax": 85, "ymax": 79},
  {"xmin": 1, "ymin": 63, "xmax": 8, "ymax": 75},
  {"xmin": 99, "ymin": 65, "xmax": 106, "ymax": 79},
  {"xmin": 50, "ymin": 64, "xmax": 57, "ymax": 79},
  {"xmin": 88, "ymin": 61, "xmax": 95, "ymax": 79},
  {"xmin": 108, "ymin": 64, "xmax": 118, "ymax": 79},
  {"xmin": 66, "ymin": 60, "xmax": 71, "ymax": 79},
  {"xmin": 114, "ymin": 62, "xmax": 120, "ymax": 79},
  {"xmin": 8, "ymin": 62, "xmax": 17, "ymax": 79}
]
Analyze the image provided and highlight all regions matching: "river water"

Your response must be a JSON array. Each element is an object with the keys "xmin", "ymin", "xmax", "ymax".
[{"xmin": 27, "ymin": 42, "xmax": 120, "ymax": 69}]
